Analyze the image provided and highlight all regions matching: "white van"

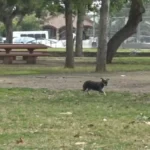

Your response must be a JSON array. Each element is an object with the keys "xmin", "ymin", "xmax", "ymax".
[{"xmin": 13, "ymin": 31, "xmax": 49, "ymax": 39}]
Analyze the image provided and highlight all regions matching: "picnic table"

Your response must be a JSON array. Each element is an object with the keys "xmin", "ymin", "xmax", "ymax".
[{"xmin": 0, "ymin": 44, "xmax": 49, "ymax": 64}]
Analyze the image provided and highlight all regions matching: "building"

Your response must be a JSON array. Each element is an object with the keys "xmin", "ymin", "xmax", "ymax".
[{"xmin": 42, "ymin": 14, "xmax": 93, "ymax": 40}]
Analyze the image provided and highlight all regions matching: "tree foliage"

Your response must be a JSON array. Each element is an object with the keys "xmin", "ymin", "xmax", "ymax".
[
  {"xmin": 14, "ymin": 14, "xmax": 41, "ymax": 31},
  {"xmin": 110, "ymin": 0, "xmax": 127, "ymax": 15},
  {"xmin": 0, "ymin": 0, "xmax": 46, "ymax": 42}
]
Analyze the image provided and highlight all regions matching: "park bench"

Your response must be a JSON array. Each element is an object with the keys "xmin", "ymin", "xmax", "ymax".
[{"xmin": 0, "ymin": 44, "xmax": 49, "ymax": 64}]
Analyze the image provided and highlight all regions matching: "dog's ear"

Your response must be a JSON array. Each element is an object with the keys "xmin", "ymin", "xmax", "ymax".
[
  {"xmin": 106, "ymin": 78, "xmax": 109, "ymax": 81},
  {"xmin": 100, "ymin": 78, "xmax": 104, "ymax": 80}
]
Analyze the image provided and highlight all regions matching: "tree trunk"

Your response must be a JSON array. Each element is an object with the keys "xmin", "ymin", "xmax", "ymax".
[
  {"xmin": 75, "ymin": 5, "xmax": 85, "ymax": 57},
  {"xmin": 4, "ymin": 17, "xmax": 13, "ymax": 43},
  {"xmin": 107, "ymin": 0, "xmax": 145, "ymax": 63},
  {"xmin": 64, "ymin": 0, "xmax": 74, "ymax": 68},
  {"xmin": 96, "ymin": 0, "xmax": 109, "ymax": 72}
]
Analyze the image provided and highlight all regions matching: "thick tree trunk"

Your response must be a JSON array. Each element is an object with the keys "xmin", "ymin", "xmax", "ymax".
[
  {"xmin": 75, "ymin": 6, "xmax": 85, "ymax": 57},
  {"xmin": 4, "ymin": 18, "xmax": 13, "ymax": 43},
  {"xmin": 107, "ymin": 0, "xmax": 145, "ymax": 63},
  {"xmin": 96, "ymin": 0, "xmax": 109, "ymax": 72},
  {"xmin": 64, "ymin": 0, "xmax": 74, "ymax": 68}
]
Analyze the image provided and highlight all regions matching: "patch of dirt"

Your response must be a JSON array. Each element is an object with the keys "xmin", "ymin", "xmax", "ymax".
[{"xmin": 0, "ymin": 71, "xmax": 150, "ymax": 93}]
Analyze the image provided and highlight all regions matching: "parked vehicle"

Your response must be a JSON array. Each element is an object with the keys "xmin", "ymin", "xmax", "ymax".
[
  {"xmin": 0, "ymin": 36, "xmax": 3, "ymax": 43},
  {"xmin": 13, "ymin": 30, "xmax": 49, "ymax": 39},
  {"xmin": 13, "ymin": 37, "xmax": 38, "ymax": 44},
  {"xmin": 13, "ymin": 37, "xmax": 52, "ymax": 47}
]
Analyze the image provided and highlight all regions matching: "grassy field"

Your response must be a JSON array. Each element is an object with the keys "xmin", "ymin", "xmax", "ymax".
[
  {"xmin": 47, "ymin": 48, "xmax": 150, "ymax": 53},
  {"xmin": 15, "ymin": 47, "xmax": 150, "ymax": 53},
  {"xmin": 0, "ymin": 54, "xmax": 150, "ymax": 149},
  {"xmin": 0, "ymin": 57, "xmax": 149, "ymax": 75},
  {"xmin": 0, "ymin": 88, "xmax": 150, "ymax": 150}
]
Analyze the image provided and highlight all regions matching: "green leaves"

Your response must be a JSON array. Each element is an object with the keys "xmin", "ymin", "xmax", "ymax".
[
  {"xmin": 14, "ymin": 14, "xmax": 42, "ymax": 31},
  {"xmin": 110, "ymin": 0, "xmax": 128, "ymax": 15}
]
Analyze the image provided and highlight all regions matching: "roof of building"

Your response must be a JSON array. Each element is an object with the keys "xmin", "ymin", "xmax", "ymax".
[{"xmin": 43, "ymin": 14, "xmax": 93, "ymax": 29}]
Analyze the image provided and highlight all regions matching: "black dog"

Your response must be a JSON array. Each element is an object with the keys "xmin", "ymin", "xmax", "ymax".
[{"xmin": 82, "ymin": 78, "xmax": 109, "ymax": 95}]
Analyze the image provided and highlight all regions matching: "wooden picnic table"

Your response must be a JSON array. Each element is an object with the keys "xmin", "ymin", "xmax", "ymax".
[
  {"xmin": 0, "ymin": 44, "xmax": 48, "ymax": 64},
  {"xmin": 0, "ymin": 43, "xmax": 48, "ymax": 53}
]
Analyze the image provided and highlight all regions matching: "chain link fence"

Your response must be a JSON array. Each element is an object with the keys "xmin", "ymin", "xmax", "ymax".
[{"xmin": 90, "ymin": 14, "xmax": 150, "ymax": 49}]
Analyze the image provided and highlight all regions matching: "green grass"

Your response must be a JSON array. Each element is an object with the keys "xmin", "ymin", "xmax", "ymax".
[
  {"xmin": 108, "ymin": 57, "xmax": 150, "ymax": 72},
  {"xmin": 0, "ymin": 57, "xmax": 150, "ymax": 75},
  {"xmin": 47, "ymin": 48, "xmax": 150, "ymax": 53},
  {"xmin": 13, "ymin": 48, "xmax": 150, "ymax": 53},
  {"xmin": 0, "ymin": 88, "xmax": 150, "ymax": 149}
]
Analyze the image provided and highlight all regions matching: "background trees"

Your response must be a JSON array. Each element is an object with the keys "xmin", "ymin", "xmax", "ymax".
[
  {"xmin": 14, "ymin": 14, "xmax": 42, "ymax": 31},
  {"xmin": 96, "ymin": 0, "xmax": 110, "ymax": 72},
  {"xmin": 107, "ymin": 0, "xmax": 145, "ymax": 63},
  {"xmin": 74, "ymin": 0, "xmax": 93, "ymax": 57},
  {"xmin": 64, "ymin": 0, "xmax": 74, "ymax": 68},
  {"xmin": 0, "ymin": 0, "xmax": 45, "ymax": 43},
  {"xmin": 75, "ymin": 3, "xmax": 86, "ymax": 57},
  {"xmin": 0, "ymin": 0, "xmax": 147, "ymax": 71}
]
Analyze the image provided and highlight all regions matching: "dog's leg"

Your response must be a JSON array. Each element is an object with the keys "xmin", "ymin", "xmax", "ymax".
[
  {"xmin": 99, "ymin": 90, "xmax": 106, "ymax": 96},
  {"xmin": 103, "ymin": 91, "xmax": 106, "ymax": 96},
  {"xmin": 83, "ymin": 89, "xmax": 90, "ymax": 95},
  {"xmin": 87, "ymin": 89, "xmax": 90, "ymax": 95}
]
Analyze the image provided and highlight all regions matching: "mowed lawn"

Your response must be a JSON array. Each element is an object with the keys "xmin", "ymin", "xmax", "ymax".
[
  {"xmin": 0, "ymin": 88, "xmax": 150, "ymax": 150},
  {"xmin": 0, "ymin": 57, "xmax": 150, "ymax": 75}
]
